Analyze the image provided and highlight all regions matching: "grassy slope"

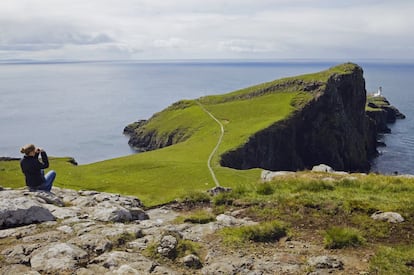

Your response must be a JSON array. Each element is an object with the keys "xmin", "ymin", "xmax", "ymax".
[{"xmin": 0, "ymin": 63, "xmax": 358, "ymax": 206}]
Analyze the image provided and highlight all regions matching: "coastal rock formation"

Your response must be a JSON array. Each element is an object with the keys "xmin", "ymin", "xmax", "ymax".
[
  {"xmin": 124, "ymin": 119, "xmax": 190, "ymax": 152},
  {"xmin": 221, "ymin": 64, "xmax": 376, "ymax": 172},
  {"xmin": 366, "ymin": 96, "xmax": 406, "ymax": 133},
  {"xmin": 124, "ymin": 63, "xmax": 404, "ymax": 172}
]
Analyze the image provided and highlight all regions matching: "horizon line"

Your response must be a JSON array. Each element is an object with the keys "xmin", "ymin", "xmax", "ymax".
[{"xmin": 1, "ymin": 57, "xmax": 414, "ymax": 65}]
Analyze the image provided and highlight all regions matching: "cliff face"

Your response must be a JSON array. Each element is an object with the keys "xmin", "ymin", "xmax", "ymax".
[{"xmin": 220, "ymin": 65, "xmax": 377, "ymax": 172}]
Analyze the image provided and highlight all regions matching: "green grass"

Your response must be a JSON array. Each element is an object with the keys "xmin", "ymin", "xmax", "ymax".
[
  {"xmin": 179, "ymin": 190, "xmax": 211, "ymax": 204},
  {"xmin": 220, "ymin": 220, "xmax": 288, "ymax": 245},
  {"xmin": 366, "ymin": 95, "xmax": 391, "ymax": 112},
  {"xmin": 176, "ymin": 209, "xmax": 216, "ymax": 224},
  {"xmin": 324, "ymin": 226, "xmax": 366, "ymax": 249},
  {"xmin": 370, "ymin": 246, "xmax": 414, "ymax": 274},
  {"xmin": 256, "ymin": 182, "xmax": 275, "ymax": 195}
]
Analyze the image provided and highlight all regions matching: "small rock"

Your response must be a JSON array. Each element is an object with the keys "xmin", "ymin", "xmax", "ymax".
[
  {"xmin": 1, "ymin": 243, "xmax": 41, "ymax": 265},
  {"xmin": 57, "ymin": 225, "xmax": 74, "ymax": 234},
  {"xmin": 182, "ymin": 254, "xmax": 202, "ymax": 269},
  {"xmin": 78, "ymin": 190, "xmax": 100, "ymax": 196},
  {"xmin": 127, "ymin": 237, "xmax": 150, "ymax": 251},
  {"xmin": 129, "ymin": 207, "xmax": 150, "ymax": 220},
  {"xmin": 371, "ymin": 211, "xmax": 404, "ymax": 223},
  {"xmin": 216, "ymin": 214, "xmax": 238, "ymax": 226},
  {"xmin": 308, "ymin": 255, "xmax": 344, "ymax": 269},
  {"xmin": 69, "ymin": 233, "xmax": 113, "ymax": 255},
  {"xmin": 207, "ymin": 186, "xmax": 232, "ymax": 196},
  {"xmin": 43, "ymin": 204, "xmax": 81, "ymax": 219},
  {"xmin": 157, "ymin": 235, "xmax": 178, "ymax": 258},
  {"xmin": 91, "ymin": 201, "xmax": 132, "ymax": 222},
  {"xmin": 34, "ymin": 191, "xmax": 65, "ymax": 207},
  {"xmin": 261, "ymin": 170, "xmax": 295, "ymax": 182},
  {"xmin": 312, "ymin": 164, "xmax": 334, "ymax": 173},
  {"xmin": 216, "ymin": 214, "xmax": 256, "ymax": 227}
]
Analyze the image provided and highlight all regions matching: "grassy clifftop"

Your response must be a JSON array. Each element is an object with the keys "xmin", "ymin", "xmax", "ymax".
[{"xmin": 1, "ymin": 63, "xmax": 364, "ymax": 206}]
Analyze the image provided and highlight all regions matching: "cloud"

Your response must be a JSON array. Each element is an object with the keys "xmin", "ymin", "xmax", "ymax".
[{"xmin": 0, "ymin": 0, "xmax": 413, "ymax": 60}]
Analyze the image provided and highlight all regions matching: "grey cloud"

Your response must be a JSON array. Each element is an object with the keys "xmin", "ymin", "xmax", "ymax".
[{"xmin": 0, "ymin": 18, "xmax": 114, "ymax": 52}]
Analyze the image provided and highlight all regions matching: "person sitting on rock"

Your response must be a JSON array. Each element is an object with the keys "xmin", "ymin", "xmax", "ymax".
[{"xmin": 20, "ymin": 144, "xmax": 56, "ymax": 192}]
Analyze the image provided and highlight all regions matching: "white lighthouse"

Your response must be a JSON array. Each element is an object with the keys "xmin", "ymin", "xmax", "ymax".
[{"xmin": 373, "ymin": 86, "xmax": 382, "ymax": 97}]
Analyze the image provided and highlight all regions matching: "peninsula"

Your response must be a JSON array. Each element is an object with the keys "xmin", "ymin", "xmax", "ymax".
[{"xmin": 125, "ymin": 63, "xmax": 404, "ymax": 173}]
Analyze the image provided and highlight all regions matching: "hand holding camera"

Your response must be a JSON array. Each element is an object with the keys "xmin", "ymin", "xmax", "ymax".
[{"xmin": 35, "ymin": 147, "xmax": 43, "ymax": 153}]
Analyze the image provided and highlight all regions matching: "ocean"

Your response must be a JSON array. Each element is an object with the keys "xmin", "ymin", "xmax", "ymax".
[{"xmin": 1, "ymin": 60, "xmax": 413, "ymax": 174}]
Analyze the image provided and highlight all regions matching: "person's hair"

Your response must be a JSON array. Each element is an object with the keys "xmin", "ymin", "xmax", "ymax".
[{"xmin": 20, "ymin": 144, "xmax": 36, "ymax": 155}]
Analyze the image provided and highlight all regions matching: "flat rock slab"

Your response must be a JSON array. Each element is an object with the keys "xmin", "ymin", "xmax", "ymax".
[
  {"xmin": 0, "ymin": 197, "xmax": 55, "ymax": 229},
  {"xmin": 30, "ymin": 243, "xmax": 88, "ymax": 273}
]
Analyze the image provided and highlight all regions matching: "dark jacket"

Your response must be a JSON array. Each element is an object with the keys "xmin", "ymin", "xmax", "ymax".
[{"xmin": 20, "ymin": 152, "xmax": 49, "ymax": 188}]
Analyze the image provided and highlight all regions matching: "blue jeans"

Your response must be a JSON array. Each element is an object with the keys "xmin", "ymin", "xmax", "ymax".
[{"xmin": 32, "ymin": 170, "xmax": 56, "ymax": 192}]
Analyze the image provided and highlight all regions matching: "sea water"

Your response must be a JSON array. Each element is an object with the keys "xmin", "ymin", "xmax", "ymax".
[{"xmin": 0, "ymin": 60, "xmax": 413, "ymax": 174}]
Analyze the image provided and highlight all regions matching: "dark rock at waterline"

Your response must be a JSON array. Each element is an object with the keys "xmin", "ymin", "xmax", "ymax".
[
  {"xmin": 0, "ymin": 157, "xmax": 20, "ymax": 161},
  {"xmin": 366, "ymin": 96, "xmax": 405, "ymax": 134},
  {"xmin": 124, "ymin": 119, "xmax": 190, "ymax": 152}
]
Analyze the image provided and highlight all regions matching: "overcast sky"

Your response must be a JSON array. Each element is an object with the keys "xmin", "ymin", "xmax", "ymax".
[{"xmin": 1, "ymin": 0, "xmax": 413, "ymax": 61}]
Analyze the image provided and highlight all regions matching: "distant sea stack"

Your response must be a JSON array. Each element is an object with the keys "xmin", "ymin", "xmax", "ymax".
[{"xmin": 124, "ymin": 63, "xmax": 404, "ymax": 173}]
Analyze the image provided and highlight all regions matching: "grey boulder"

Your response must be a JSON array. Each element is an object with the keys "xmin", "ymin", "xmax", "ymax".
[{"xmin": 0, "ymin": 197, "xmax": 55, "ymax": 229}]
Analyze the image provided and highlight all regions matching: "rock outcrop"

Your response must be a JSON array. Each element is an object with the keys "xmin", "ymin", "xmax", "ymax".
[
  {"xmin": 0, "ymin": 197, "xmax": 55, "ymax": 229},
  {"xmin": 124, "ymin": 118, "xmax": 191, "ymax": 152},
  {"xmin": 366, "ymin": 95, "xmax": 406, "ymax": 133},
  {"xmin": 0, "ymin": 185, "xmax": 370, "ymax": 274}
]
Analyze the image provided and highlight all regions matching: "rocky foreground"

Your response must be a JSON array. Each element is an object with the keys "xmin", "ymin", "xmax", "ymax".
[{"xmin": 0, "ymin": 182, "xmax": 403, "ymax": 275}]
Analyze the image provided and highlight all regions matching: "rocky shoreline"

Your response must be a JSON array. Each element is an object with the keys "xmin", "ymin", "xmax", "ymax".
[
  {"xmin": 365, "ymin": 95, "xmax": 406, "ymax": 134},
  {"xmin": 1, "ymin": 178, "xmax": 405, "ymax": 275}
]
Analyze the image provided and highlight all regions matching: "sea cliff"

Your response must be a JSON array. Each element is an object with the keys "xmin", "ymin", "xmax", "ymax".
[{"xmin": 125, "ymin": 63, "xmax": 404, "ymax": 172}]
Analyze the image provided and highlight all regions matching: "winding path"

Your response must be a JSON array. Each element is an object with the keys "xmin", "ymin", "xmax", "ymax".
[{"xmin": 196, "ymin": 101, "xmax": 223, "ymax": 187}]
